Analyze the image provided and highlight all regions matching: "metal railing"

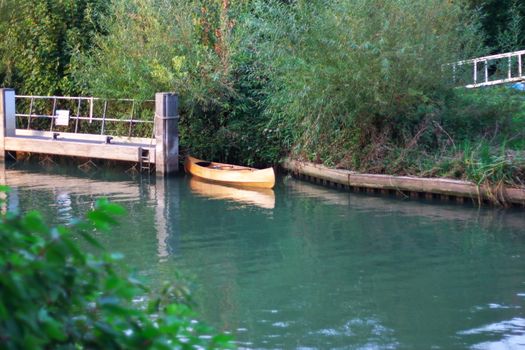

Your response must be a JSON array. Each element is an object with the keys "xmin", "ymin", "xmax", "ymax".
[
  {"xmin": 450, "ymin": 50, "xmax": 525, "ymax": 88},
  {"xmin": 15, "ymin": 95, "xmax": 155, "ymax": 138}
]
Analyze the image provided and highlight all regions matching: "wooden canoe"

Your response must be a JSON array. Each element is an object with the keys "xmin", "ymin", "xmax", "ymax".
[{"xmin": 184, "ymin": 156, "xmax": 275, "ymax": 189}]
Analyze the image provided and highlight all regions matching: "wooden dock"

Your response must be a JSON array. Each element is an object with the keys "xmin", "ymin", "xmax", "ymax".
[{"xmin": 0, "ymin": 89, "xmax": 179, "ymax": 175}]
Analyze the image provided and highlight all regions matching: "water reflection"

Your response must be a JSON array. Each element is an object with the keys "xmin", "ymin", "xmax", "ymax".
[
  {"xmin": 55, "ymin": 191, "xmax": 73, "ymax": 223},
  {"xmin": 0, "ymin": 163, "xmax": 174, "ymax": 263},
  {"xmin": 189, "ymin": 178, "xmax": 275, "ymax": 209},
  {"xmin": 2, "ymin": 163, "xmax": 525, "ymax": 349},
  {"xmin": 286, "ymin": 177, "xmax": 525, "ymax": 231},
  {"xmin": 2, "ymin": 167, "xmax": 144, "ymax": 201}
]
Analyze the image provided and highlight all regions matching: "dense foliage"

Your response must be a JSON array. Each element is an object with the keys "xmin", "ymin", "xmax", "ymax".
[
  {"xmin": 469, "ymin": 0, "xmax": 525, "ymax": 52},
  {"xmin": 0, "ymin": 0, "xmax": 107, "ymax": 95},
  {"xmin": 0, "ymin": 192, "xmax": 233, "ymax": 349},
  {"xmin": 74, "ymin": 0, "xmax": 276, "ymax": 165},
  {"xmin": 246, "ymin": 0, "xmax": 484, "ymax": 165},
  {"xmin": 0, "ymin": 0, "xmax": 524, "ymax": 184}
]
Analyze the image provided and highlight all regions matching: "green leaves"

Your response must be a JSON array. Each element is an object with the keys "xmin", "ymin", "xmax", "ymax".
[
  {"xmin": 86, "ymin": 198, "xmax": 126, "ymax": 231},
  {"xmin": 0, "ymin": 191, "xmax": 233, "ymax": 349},
  {"xmin": 38, "ymin": 309, "xmax": 67, "ymax": 341},
  {"xmin": 245, "ymin": 0, "xmax": 487, "ymax": 169},
  {"xmin": 0, "ymin": 0, "xmax": 108, "ymax": 95}
]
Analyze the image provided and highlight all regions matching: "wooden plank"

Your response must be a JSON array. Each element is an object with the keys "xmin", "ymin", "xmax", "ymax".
[
  {"xmin": 5, "ymin": 136, "xmax": 155, "ymax": 163},
  {"xmin": 282, "ymin": 158, "xmax": 525, "ymax": 206}
]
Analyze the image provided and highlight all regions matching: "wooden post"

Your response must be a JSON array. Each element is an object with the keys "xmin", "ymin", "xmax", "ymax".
[
  {"xmin": 155, "ymin": 93, "xmax": 179, "ymax": 175},
  {"xmin": 0, "ymin": 89, "xmax": 16, "ymax": 160}
]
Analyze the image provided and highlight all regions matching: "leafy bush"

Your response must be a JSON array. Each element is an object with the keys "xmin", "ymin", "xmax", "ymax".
[
  {"xmin": 0, "ymin": 0, "xmax": 107, "ymax": 95},
  {"xmin": 0, "ymin": 191, "xmax": 233, "ymax": 349},
  {"xmin": 442, "ymin": 87, "xmax": 525, "ymax": 146},
  {"xmin": 469, "ymin": 0, "xmax": 525, "ymax": 52},
  {"xmin": 245, "ymin": 0, "xmax": 485, "ymax": 167},
  {"xmin": 75, "ymin": 0, "xmax": 276, "ymax": 166}
]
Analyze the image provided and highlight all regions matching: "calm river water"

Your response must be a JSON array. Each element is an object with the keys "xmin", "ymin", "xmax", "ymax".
[{"xmin": 3, "ymin": 163, "xmax": 525, "ymax": 349}]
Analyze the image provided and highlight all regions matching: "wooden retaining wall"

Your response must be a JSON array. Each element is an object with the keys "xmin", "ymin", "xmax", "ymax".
[{"xmin": 282, "ymin": 158, "xmax": 525, "ymax": 206}]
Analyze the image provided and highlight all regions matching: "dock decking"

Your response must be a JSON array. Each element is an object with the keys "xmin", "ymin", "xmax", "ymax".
[{"xmin": 0, "ymin": 89, "xmax": 179, "ymax": 175}]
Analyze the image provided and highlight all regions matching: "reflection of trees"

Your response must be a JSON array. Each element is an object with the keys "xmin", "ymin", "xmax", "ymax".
[
  {"xmin": 3, "ymin": 164, "xmax": 524, "ymax": 348},
  {"xmin": 0, "ymin": 165, "xmax": 164, "ymax": 275},
  {"xmin": 284, "ymin": 179, "xmax": 525, "ymax": 348},
  {"xmin": 173, "ymin": 178, "xmax": 525, "ymax": 348}
]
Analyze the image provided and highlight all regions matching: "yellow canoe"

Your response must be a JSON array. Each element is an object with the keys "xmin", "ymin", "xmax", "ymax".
[{"xmin": 184, "ymin": 156, "xmax": 275, "ymax": 189}]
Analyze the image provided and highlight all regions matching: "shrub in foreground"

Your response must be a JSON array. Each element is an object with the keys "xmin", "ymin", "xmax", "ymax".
[{"xmin": 0, "ymin": 191, "xmax": 233, "ymax": 349}]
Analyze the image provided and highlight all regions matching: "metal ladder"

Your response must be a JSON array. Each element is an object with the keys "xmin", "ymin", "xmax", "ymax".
[
  {"xmin": 139, "ymin": 148, "xmax": 151, "ymax": 172},
  {"xmin": 449, "ymin": 49, "xmax": 525, "ymax": 88}
]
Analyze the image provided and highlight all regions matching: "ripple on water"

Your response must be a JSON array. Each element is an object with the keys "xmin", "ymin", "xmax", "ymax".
[{"xmin": 459, "ymin": 318, "xmax": 525, "ymax": 349}]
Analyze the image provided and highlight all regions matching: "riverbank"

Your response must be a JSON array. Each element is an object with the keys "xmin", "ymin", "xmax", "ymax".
[{"xmin": 282, "ymin": 158, "xmax": 525, "ymax": 207}]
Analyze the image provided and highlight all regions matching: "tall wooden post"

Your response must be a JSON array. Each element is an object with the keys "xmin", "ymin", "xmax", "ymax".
[
  {"xmin": 0, "ymin": 89, "xmax": 16, "ymax": 160},
  {"xmin": 155, "ymin": 93, "xmax": 179, "ymax": 175}
]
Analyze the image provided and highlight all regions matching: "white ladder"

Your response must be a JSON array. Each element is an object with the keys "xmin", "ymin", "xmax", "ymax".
[
  {"xmin": 139, "ymin": 148, "xmax": 151, "ymax": 172},
  {"xmin": 449, "ymin": 49, "xmax": 525, "ymax": 88}
]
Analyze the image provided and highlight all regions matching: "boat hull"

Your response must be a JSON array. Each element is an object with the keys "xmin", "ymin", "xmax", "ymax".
[{"xmin": 184, "ymin": 156, "xmax": 275, "ymax": 189}]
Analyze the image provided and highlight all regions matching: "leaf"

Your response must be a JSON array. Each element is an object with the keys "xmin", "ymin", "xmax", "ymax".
[
  {"xmin": 61, "ymin": 236, "xmax": 85, "ymax": 262},
  {"xmin": 43, "ymin": 319, "xmax": 66, "ymax": 341},
  {"xmin": 87, "ymin": 211, "xmax": 117, "ymax": 230},
  {"xmin": 38, "ymin": 308, "xmax": 66, "ymax": 341},
  {"xmin": 79, "ymin": 231, "xmax": 104, "ymax": 249},
  {"xmin": 104, "ymin": 276, "xmax": 122, "ymax": 291},
  {"xmin": 22, "ymin": 211, "xmax": 49, "ymax": 234},
  {"xmin": 101, "ymin": 203, "xmax": 126, "ymax": 216},
  {"xmin": 0, "ymin": 301, "xmax": 8, "ymax": 320},
  {"xmin": 211, "ymin": 333, "xmax": 234, "ymax": 345}
]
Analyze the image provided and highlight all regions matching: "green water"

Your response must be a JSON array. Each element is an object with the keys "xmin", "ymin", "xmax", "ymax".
[{"xmin": 4, "ymin": 163, "xmax": 525, "ymax": 349}]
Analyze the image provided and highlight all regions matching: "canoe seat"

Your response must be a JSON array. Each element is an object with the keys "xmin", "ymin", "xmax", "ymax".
[{"xmin": 196, "ymin": 161, "xmax": 212, "ymax": 167}]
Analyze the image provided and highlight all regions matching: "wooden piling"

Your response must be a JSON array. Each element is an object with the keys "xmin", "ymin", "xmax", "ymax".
[
  {"xmin": 155, "ymin": 93, "xmax": 179, "ymax": 176},
  {"xmin": 0, "ymin": 89, "xmax": 16, "ymax": 160}
]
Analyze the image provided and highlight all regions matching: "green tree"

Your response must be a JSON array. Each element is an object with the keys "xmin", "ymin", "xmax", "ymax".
[
  {"xmin": 468, "ymin": 0, "xmax": 525, "ymax": 52},
  {"xmin": 76, "ymin": 0, "xmax": 278, "ymax": 165},
  {"xmin": 0, "ymin": 0, "xmax": 107, "ymax": 95},
  {"xmin": 246, "ymin": 0, "xmax": 485, "ymax": 169}
]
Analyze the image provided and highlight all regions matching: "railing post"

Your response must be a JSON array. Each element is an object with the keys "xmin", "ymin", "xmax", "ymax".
[
  {"xmin": 0, "ymin": 89, "xmax": 16, "ymax": 160},
  {"xmin": 155, "ymin": 92, "xmax": 179, "ymax": 175}
]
